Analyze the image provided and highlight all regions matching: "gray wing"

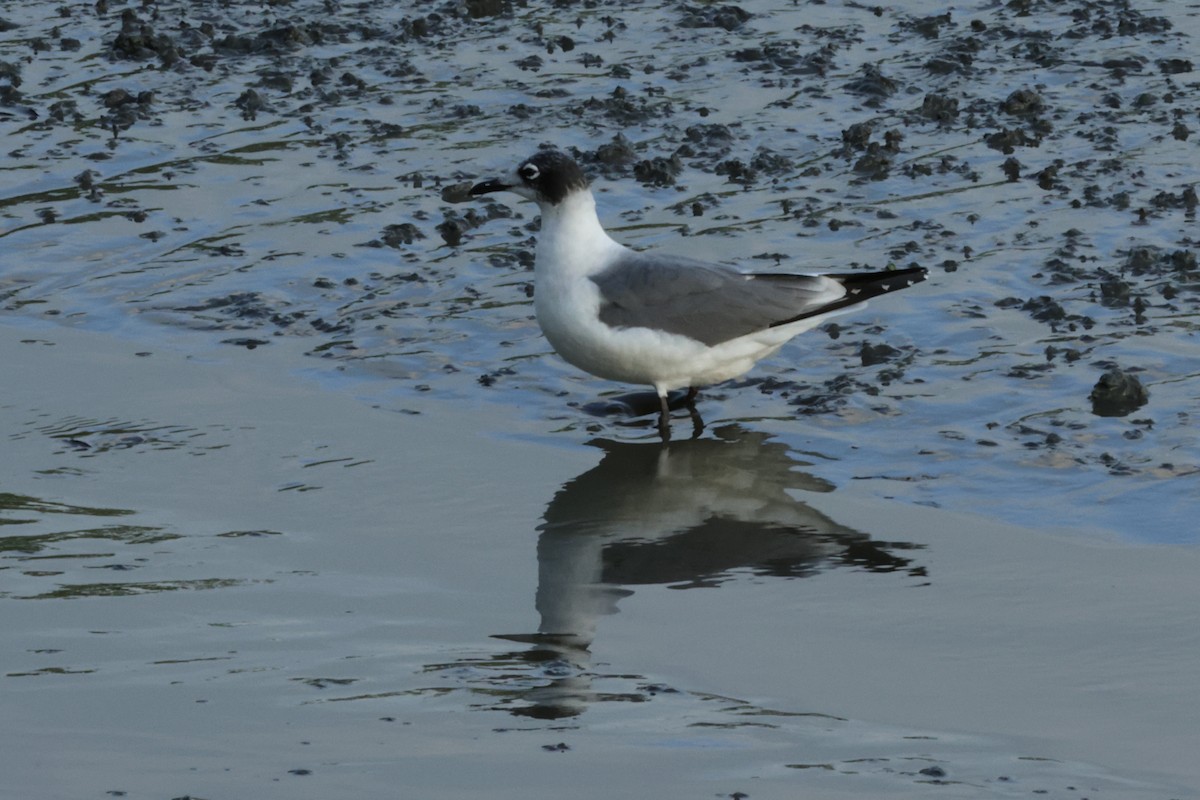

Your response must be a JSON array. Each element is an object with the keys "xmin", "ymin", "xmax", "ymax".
[{"xmin": 590, "ymin": 253, "xmax": 845, "ymax": 347}]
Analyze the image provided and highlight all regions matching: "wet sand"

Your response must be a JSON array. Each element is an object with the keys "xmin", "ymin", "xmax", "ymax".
[{"xmin": 3, "ymin": 321, "xmax": 1199, "ymax": 798}]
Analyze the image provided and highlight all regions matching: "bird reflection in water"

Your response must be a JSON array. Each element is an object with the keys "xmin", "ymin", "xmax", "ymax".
[{"xmin": 440, "ymin": 425, "xmax": 924, "ymax": 720}]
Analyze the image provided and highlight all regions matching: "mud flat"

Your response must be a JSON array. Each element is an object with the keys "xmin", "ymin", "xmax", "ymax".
[{"xmin": 3, "ymin": 0, "xmax": 1197, "ymax": 535}]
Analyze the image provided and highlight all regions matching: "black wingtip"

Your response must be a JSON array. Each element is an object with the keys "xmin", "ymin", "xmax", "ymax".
[
  {"xmin": 828, "ymin": 265, "xmax": 928, "ymax": 300},
  {"xmin": 764, "ymin": 265, "xmax": 927, "ymax": 330}
]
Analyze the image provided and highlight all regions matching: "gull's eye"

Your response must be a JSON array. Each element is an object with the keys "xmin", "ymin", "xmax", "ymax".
[{"xmin": 519, "ymin": 163, "xmax": 540, "ymax": 182}]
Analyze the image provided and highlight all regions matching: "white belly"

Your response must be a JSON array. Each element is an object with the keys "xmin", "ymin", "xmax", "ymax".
[{"xmin": 533, "ymin": 275, "xmax": 792, "ymax": 392}]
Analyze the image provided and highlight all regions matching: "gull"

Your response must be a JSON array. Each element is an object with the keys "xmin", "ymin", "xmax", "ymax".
[{"xmin": 469, "ymin": 148, "xmax": 926, "ymax": 438}]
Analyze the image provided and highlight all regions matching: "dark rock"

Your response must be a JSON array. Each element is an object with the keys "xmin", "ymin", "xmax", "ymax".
[
  {"xmin": 1125, "ymin": 247, "xmax": 1158, "ymax": 274},
  {"xmin": 1021, "ymin": 296, "xmax": 1065, "ymax": 322},
  {"xmin": 1002, "ymin": 157, "xmax": 1021, "ymax": 181},
  {"xmin": 1035, "ymin": 164, "xmax": 1059, "ymax": 190},
  {"xmin": 841, "ymin": 121, "xmax": 874, "ymax": 151},
  {"xmin": 0, "ymin": 59, "xmax": 22, "ymax": 89},
  {"xmin": 861, "ymin": 342, "xmax": 900, "ymax": 366},
  {"xmin": 74, "ymin": 169, "xmax": 98, "ymax": 189},
  {"xmin": 579, "ymin": 86, "xmax": 672, "ymax": 126},
  {"xmin": 750, "ymin": 148, "xmax": 792, "ymax": 175},
  {"xmin": 684, "ymin": 123, "xmax": 735, "ymax": 154},
  {"xmin": 437, "ymin": 218, "xmax": 466, "ymax": 247},
  {"xmin": 1158, "ymin": 58, "xmax": 1192, "ymax": 75},
  {"xmin": 633, "ymin": 155, "xmax": 682, "ymax": 187},
  {"xmin": 845, "ymin": 64, "xmax": 898, "ymax": 101},
  {"xmin": 465, "ymin": 0, "xmax": 505, "ymax": 19},
  {"xmin": 1099, "ymin": 277, "xmax": 1131, "ymax": 307},
  {"xmin": 985, "ymin": 127, "xmax": 1037, "ymax": 153},
  {"xmin": 1116, "ymin": 11, "xmax": 1171, "ymax": 35},
  {"xmin": 110, "ymin": 11, "xmax": 180, "ymax": 65},
  {"xmin": 381, "ymin": 223, "xmax": 425, "ymax": 247},
  {"xmin": 735, "ymin": 41, "xmax": 835, "ymax": 76},
  {"xmin": 222, "ymin": 338, "xmax": 271, "ymax": 350},
  {"xmin": 904, "ymin": 13, "xmax": 952, "ymax": 39},
  {"xmin": 594, "ymin": 134, "xmax": 637, "ymax": 167},
  {"xmin": 1171, "ymin": 249, "xmax": 1197, "ymax": 271},
  {"xmin": 1090, "ymin": 369, "xmax": 1148, "ymax": 417},
  {"xmin": 679, "ymin": 4, "xmax": 751, "ymax": 31},
  {"xmin": 919, "ymin": 93, "xmax": 959, "ymax": 124},
  {"xmin": 101, "ymin": 88, "xmax": 136, "ymax": 108},
  {"xmin": 1000, "ymin": 88, "xmax": 1045, "ymax": 117},
  {"xmin": 853, "ymin": 150, "xmax": 892, "ymax": 181},
  {"xmin": 926, "ymin": 35, "xmax": 980, "ymax": 76},
  {"xmin": 716, "ymin": 158, "xmax": 757, "ymax": 185},
  {"xmin": 234, "ymin": 89, "xmax": 270, "ymax": 120}
]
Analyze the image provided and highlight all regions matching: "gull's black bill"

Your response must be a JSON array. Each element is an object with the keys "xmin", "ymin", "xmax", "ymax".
[{"xmin": 469, "ymin": 178, "xmax": 511, "ymax": 196}]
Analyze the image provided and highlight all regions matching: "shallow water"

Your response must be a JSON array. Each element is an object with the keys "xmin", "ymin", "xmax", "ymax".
[
  {"xmin": 5, "ymin": 325, "xmax": 1200, "ymax": 799},
  {"xmin": 3, "ymin": 0, "xmax": 1200, "ymax": 797}
]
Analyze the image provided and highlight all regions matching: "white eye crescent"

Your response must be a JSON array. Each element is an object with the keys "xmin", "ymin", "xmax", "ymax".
[{"xmin": 519, "ymin": 163, "xmax": 540, "ymax": 181}]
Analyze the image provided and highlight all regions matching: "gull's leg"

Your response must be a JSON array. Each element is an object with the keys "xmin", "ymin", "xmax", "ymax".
[
  {"xmin": 657, "ymin": 391, "xmax": 672, "ymax": 441},
  {"xmin": 685, "ymin": 387, "xmax": 704, "ymax": 438}
]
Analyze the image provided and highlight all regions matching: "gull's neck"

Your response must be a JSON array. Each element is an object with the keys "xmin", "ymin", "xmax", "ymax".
[{"xmin": 535, "ymin": 189, "xmax": 626, "ymax": 278}]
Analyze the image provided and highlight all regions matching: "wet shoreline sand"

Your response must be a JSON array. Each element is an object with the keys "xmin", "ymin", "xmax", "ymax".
[{"xmin": 3, "ymin": 321, "xmax": 1198, "ymax": 798}]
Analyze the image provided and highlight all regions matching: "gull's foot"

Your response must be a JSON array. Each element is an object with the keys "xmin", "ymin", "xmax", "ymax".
[
  {"xmin": 581, "ymin": 390, "xmax": 695, "ymax": 418},
  {"xmin": 578, "ymin": 389, "xmax": 702, "ymax": 441}
]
